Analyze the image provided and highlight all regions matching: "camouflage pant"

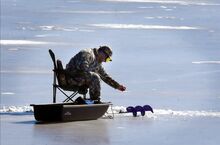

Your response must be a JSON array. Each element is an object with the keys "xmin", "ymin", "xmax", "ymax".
[{"xmin": 67, "ymin": 72, "xmax": 101, "ymax": 100}]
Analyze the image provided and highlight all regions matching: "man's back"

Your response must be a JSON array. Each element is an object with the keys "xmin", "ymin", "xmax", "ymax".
[{"xmin": 66, "ymin": 48, "xmax": 100, "ymax": 74}]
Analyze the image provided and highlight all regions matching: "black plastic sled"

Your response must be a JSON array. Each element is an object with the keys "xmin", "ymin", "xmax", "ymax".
[{"xmin": 31, "ymin": 102, "xmax": 111, "ymax": 122}]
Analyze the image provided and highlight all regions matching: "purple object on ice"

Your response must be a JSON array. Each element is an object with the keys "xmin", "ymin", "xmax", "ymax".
[
  {"xmin": 126, "ymin": 106, "xmax": 137, "ymax": 117},
  {"xmin": 143, "ymin": 105, "xmax": 154, "ymax": 113},
  {"xmin": 135, "ymin": 106, "xmax": 145, "ymax": 116}
]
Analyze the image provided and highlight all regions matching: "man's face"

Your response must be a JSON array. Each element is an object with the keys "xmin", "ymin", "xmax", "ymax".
[
  {"xmin": 103, "ymin": 52, "xmax": 112, "ymax": 62},
  {"xmin": 99, "ymin": 51, "xmax": 111, "ymax": 63}
]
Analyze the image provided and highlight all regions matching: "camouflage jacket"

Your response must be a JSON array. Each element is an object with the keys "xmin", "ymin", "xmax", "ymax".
[{"xmin": 66, "ymin": 48, "xmax": 120, "ymax": 89}]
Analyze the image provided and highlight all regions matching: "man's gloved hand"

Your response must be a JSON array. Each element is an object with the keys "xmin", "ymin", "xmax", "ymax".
[{"xmin": 118, "ymin": 85, "xmax": 126, "ymax": 91}]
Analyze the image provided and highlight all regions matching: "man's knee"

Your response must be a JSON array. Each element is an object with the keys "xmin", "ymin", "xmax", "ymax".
[
  {"xmin": 86, "ymin": 72, "xmax": 100, "ymax": 86},
  {"xmin": 90, "ymin": 72, "xmax": 100, "ymax": 81}
]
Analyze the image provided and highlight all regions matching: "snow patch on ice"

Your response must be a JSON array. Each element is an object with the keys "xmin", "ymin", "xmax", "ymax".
[
  {"xmin": 0, "ymin": 40, "xmax": 50, "ymax": 45},
  {"xmin": 1, "ymin": 92, "xmax": 15, "ymax": 95},
  {"xmin": 192, "ymin": 61, "xmax": 220, "ymax": 64},
  {"xmin": 51, "ymin": 10, "xmax": 135, "ymax": 14},
  {"xmin": 90, "ymin": 24, "xmax": 200, "ymax": 30},
  {"xmin": 0, "ymin": 106, "xmax": 33, "ymax": 113},
  {"xmin": 144, "ymin": 16, "xmax": 184, "ymax": 20},
  {"xmin": 101, "ymin": 0, "xmax": 220, "ymax": 6},
  {"xmin": 105, "ymin": 106, "xmax": 220, "ymax": 118}
]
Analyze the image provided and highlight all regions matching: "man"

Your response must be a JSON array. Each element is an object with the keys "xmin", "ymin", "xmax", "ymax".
[{"xmin": 66, "ymin": 46, "xmax": 126, "ymax": 101}]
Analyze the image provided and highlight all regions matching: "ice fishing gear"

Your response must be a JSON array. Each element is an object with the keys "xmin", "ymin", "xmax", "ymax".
[{"xmin": 119, "ymin": 105, "xmax": 154, "ymax": 117}]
